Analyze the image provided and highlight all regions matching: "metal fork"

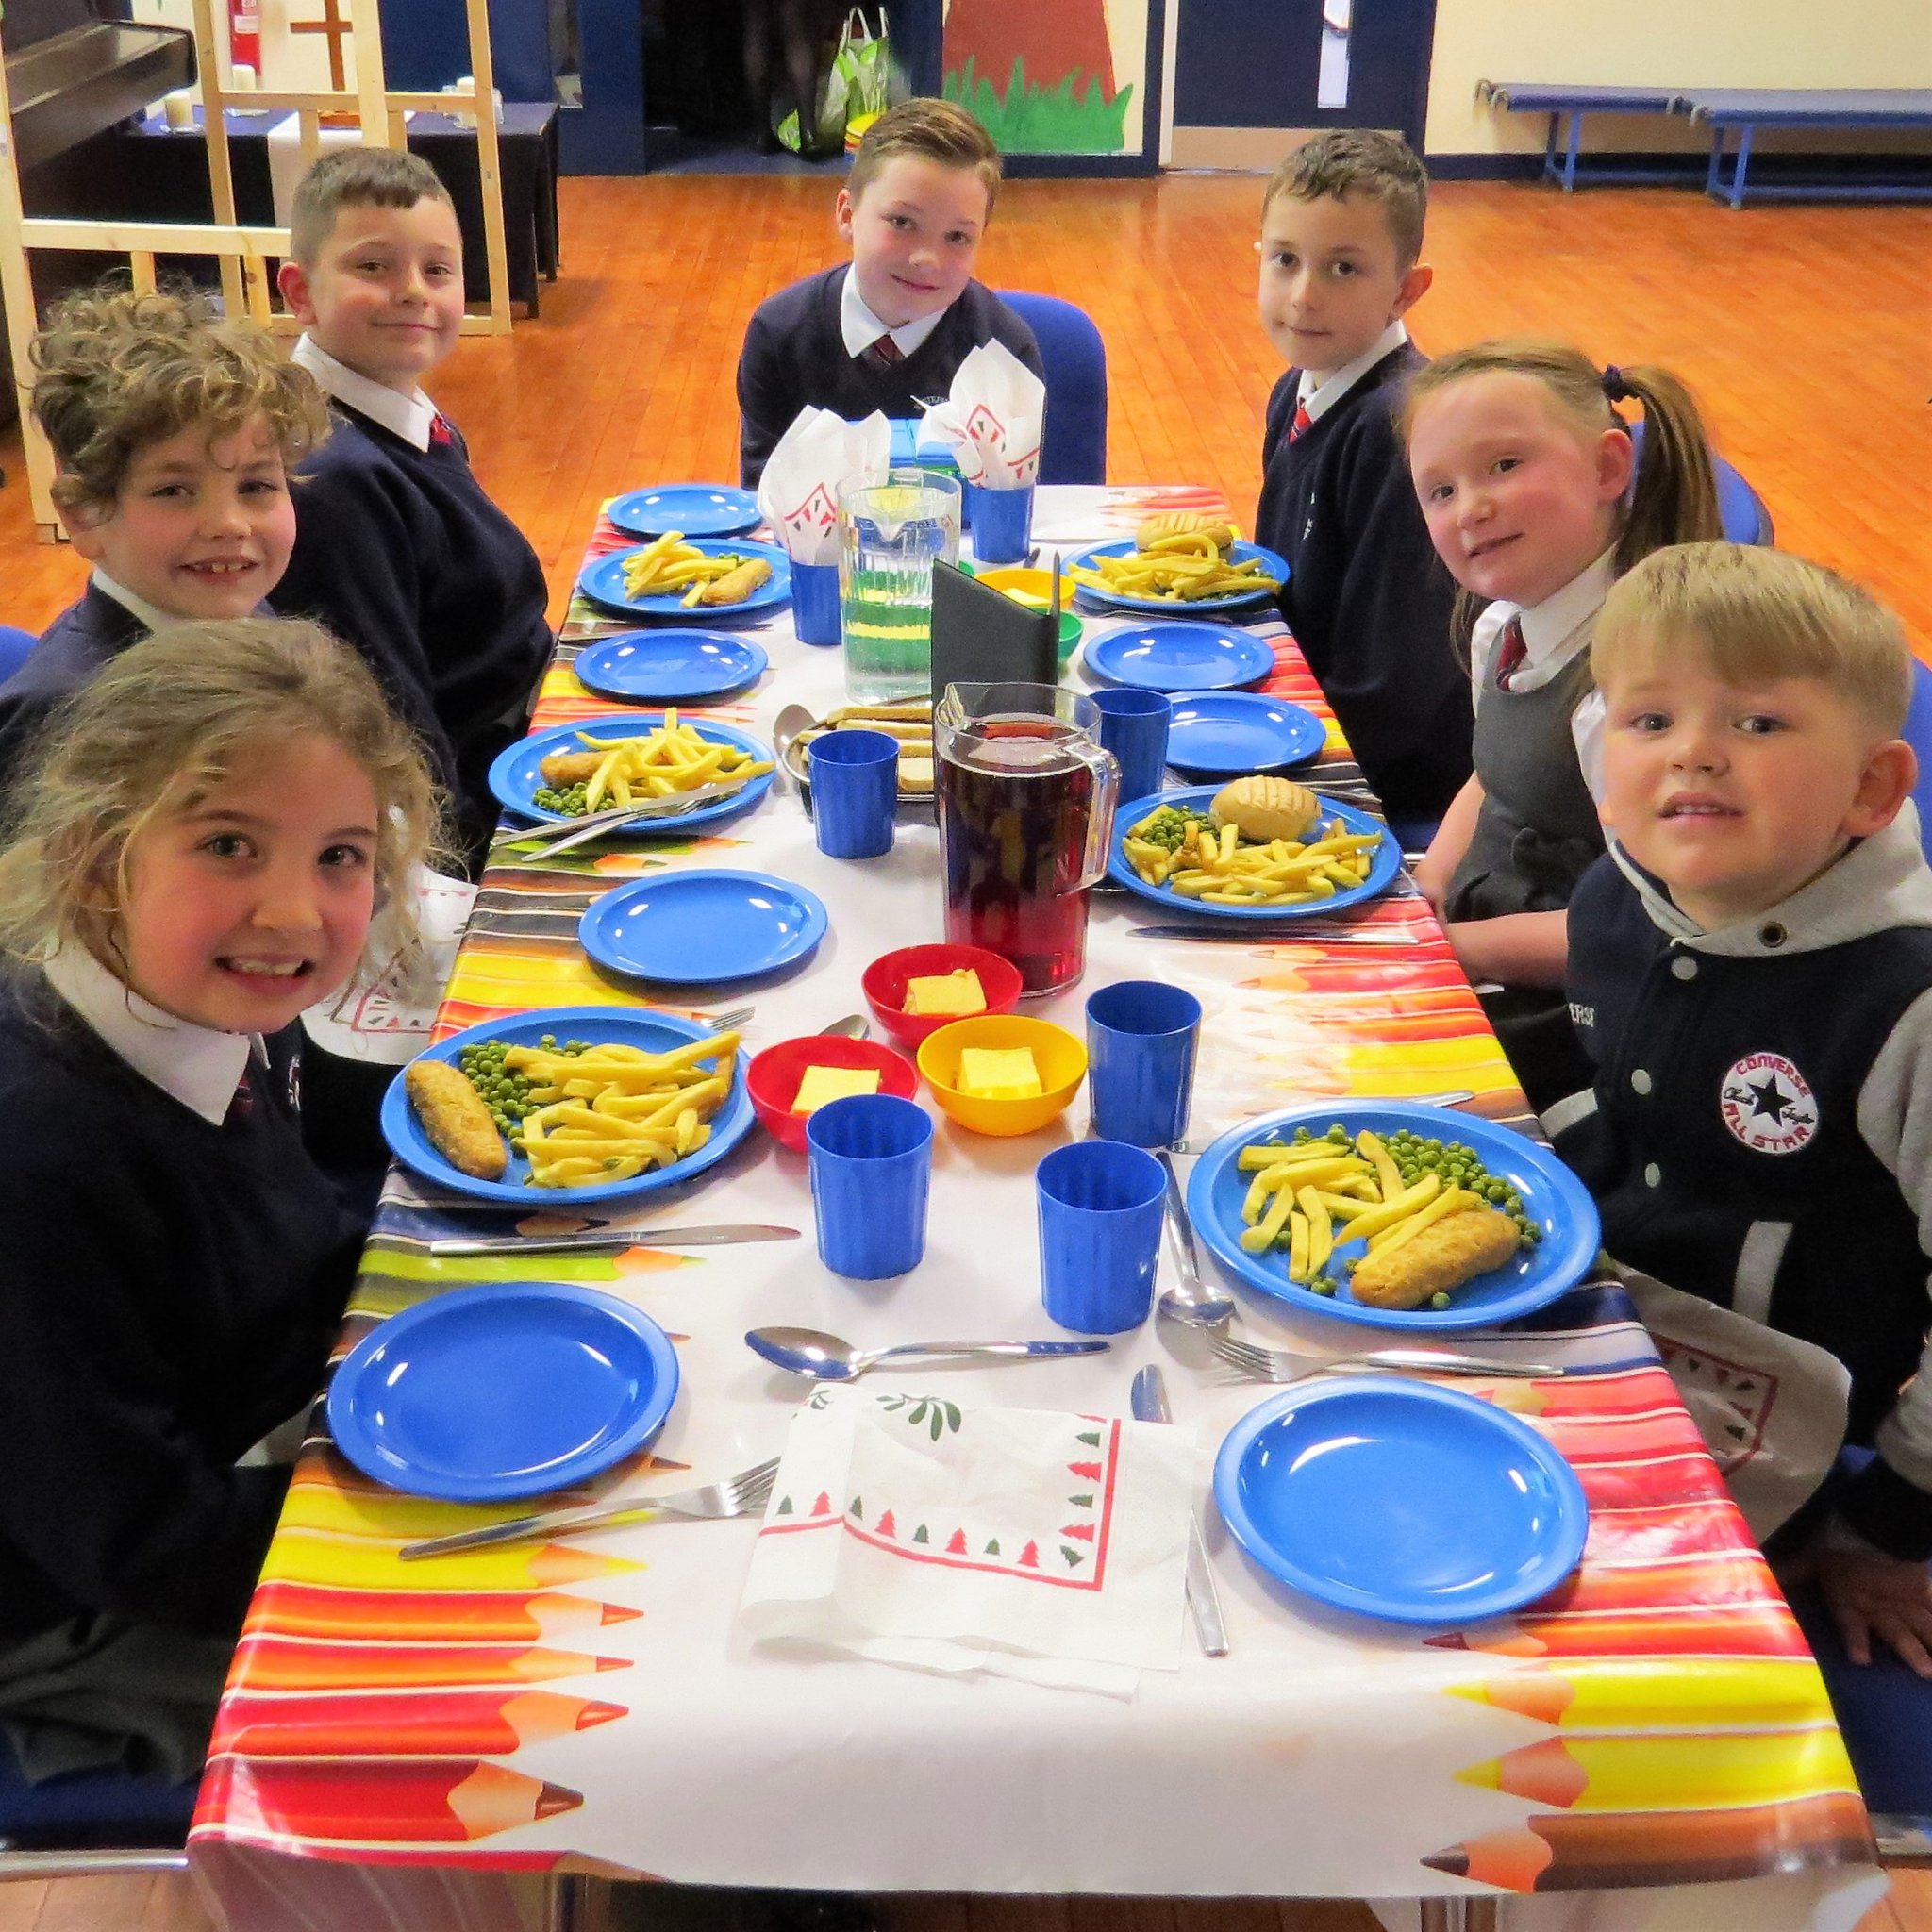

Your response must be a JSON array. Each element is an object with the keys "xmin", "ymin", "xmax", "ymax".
[
  {"xmin": 1208, "ymin": 1330, "xmax": 1559, "ymax": 1383},
  {"xmin": 398, "ymin": 1457, "xmax": 781, "ymax": 1560},
  {"xmin": 514, "ymin": 784, "xmax": 746, "ymax": 864}
]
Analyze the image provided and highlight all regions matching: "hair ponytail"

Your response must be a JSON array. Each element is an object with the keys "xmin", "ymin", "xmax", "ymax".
[{"xmin": 1607, "ymin": 362, "xmax": 1723, "ymax": 569}]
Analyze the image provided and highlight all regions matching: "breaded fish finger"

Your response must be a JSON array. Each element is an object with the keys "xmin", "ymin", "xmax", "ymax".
[
  {"xmin": 698, "ymin": 558, "xmax": 773, "ymax": 606},
  {"xmin": 406, "ymin": 1060, "xmax": 507, "ymax": 1180},
  {"xmin": 1350, "ymin": 1206, "xmax": 1520, "ymax": 1310},
  {"xmin": 538, "ymin": 750, "xmax": 605, "ymax": 787}
]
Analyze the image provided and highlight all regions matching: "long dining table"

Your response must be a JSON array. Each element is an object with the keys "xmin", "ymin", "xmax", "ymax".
[{"xmin": 187, "ymin": 484, "xmax": 1888, "ymax": 1932}]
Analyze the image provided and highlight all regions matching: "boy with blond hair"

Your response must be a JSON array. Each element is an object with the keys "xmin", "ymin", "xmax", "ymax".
[
  {"xmin": 1556, "ymin": 541, "xmax": 1932, "ymax": 1684},
  {"xmin": 275, "ymin": 147, "xmax": 550, "ymax": 866},
  {"xmin": 735, "ymin": 97, "xmax": 1043, "ymax": 488},
  {"xmin": 0, "ymin": 285, "xmax": 328, "ymax": 796},
  {"xmin": 1253, "ymin": 130, "xmax": 1464, "ymax": 826}
]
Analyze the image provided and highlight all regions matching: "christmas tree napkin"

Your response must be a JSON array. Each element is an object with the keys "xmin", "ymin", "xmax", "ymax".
[{"xmin": 739, "ymin": 1386, "xmax": 1192, "ymax": 1694}]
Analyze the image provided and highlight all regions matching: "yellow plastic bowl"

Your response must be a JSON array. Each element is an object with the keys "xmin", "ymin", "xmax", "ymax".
[
  {"xmin": 916, "ymin": 1014, "xmax": 1088, "ymax": 1137},
  {"xmin": 972, "ymin": 568, "xmax": 1083, "ymax": 663}
]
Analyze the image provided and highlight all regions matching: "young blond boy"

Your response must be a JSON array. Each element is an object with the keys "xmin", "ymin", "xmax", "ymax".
[
  {"xmin": 275, "ymin": 147, "xmax": 550, "ymax": 865},
  {"xmin": 0, "ymin": 287, "xmax": 327, "ymax": 796},
  {"xmin": 1252, "ymin": 130, "xmax": 1464, "ymax": 826},
  {"xmin": 1555, "ymin": 542, "xmax": 1932, "ymax": 1677},
  {"xmin": 735, "ymin": 97, "xmax": 1043, "ymax": 488}
]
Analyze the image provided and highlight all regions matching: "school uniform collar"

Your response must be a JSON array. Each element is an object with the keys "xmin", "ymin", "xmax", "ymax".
[
  {"xmin": 43, "ymin": 942, "xmax": 258, "ymax": 1126},
  {"xmin": 292, "ymin": 335, "xmax": 441, "ymax": 452},
  {"xmin": 839, "ymin": 267, "xmax": 946, "ymax": 362},
  {"xmin": 1295, "ymin": 321, "xmax": 1408, "ymax": 425},
  {"xmin": 90, "ymin": 571, "xmax": 177, "ymax": 637},
  {"xmin": 1472, "ymin": 548, "xmax": 1617, "ymax": 693}
]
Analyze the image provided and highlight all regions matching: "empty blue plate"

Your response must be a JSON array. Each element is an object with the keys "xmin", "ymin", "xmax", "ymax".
[
  {"xmin": 574, "ymin": 631, "xmax": 769, "ymax": 705},
  {"xmin": 489, "ymin": 714, "xmax": 775, "ymax": 833},
  {"xmin": 1185, "ymin": 1102, "xmax": 1602, "ymax": 1331},
  {"xmin": 1166, "ymin": 692, "xmax": 1326, "ymax": 777},
  {"xmin": 608, "ymin": 484, "xmax": 760, "ymax": 540},
  {"xmin": 1083, "ymin": 621, "xmax": 1276, "ymax": 694},
  {"xmin": 578, "ymin": 540, "xmax": 791, "ymax": 623},
  {"xmin": 581, "ymin": 869, "xmax": 828, "ymax": 985},
  {"xmin": 328, "ymin": 1281, "xmax": 680, "ymax": 1501},
  {"xmin": 381, "ymin": 1005, "xmax": 756, "ymax": 1207},
  {"xmin": 1214, "ymin": 1378, "xmax": 1588, "ymax": 1624},
  {"xmin": 1065, "ymin": 539, "xmax": 1290, "ymax": 616}
]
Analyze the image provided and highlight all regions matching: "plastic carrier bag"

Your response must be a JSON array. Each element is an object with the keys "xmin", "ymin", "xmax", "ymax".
[{"xmin": 776, "ymin": 8, "xmax": 889, "ymax": 154}]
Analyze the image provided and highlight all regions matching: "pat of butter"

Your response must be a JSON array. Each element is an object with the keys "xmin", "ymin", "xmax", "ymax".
[
  {"xmin": 957, "ymin": 1046, "xmax": 1043, "ymax": 1101},
  {"xmin": 791, "ymin": 1065, "xmax": 881, "ymax": 1115},
  {"xmin": 903, "ymin": 969, "xmax": 987, "ymax": 1017}
]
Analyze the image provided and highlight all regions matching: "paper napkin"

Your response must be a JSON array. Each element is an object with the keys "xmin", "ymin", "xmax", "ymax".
[
  {"xmin": 920, "ymin": 341, "xmax": 1046, "ymax": 489},
  {"xmin": 757, "ymin": 406, "xmax": 892, "ymax": 567},
  {"xmin": 739, "ymin": 1386, "xmax": 1192, "ymax": 1694}
]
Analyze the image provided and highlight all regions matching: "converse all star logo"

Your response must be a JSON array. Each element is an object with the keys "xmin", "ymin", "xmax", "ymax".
[{"xmin": 1719, "ymin": 1051, "xmax": 1818, "ymax": 1155}]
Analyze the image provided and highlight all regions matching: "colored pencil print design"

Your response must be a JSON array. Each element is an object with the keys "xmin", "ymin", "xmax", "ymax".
[
  {"xmin": 242, "ymin": 1582, "xmax": 641, "ymax": 1643},
  {"xmin": 210, "ymin": 1687, "xmax": 627, "ymax": 1759},
  {"xmin": 1447, "ymin": 1657, "xmax": 1837, "ymax": 1732},
  {"xmin": 233, "ymin": 1635, "xmax": 632, "ymax": 1690}
]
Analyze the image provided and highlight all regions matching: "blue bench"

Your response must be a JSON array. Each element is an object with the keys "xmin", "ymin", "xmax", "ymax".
[
  {"xmin": 1677, "ymin": 89, "xmax": 1932, "ymax": 208},
  {"xmin": 1475, "ymin": 81, "xmax": 1691, "ymax": 192}
]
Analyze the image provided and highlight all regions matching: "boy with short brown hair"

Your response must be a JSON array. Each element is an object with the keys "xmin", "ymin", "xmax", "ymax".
[
  {"xmin": 1253, "ymin": 128, "xmax": 1465, "ymax": 826},
  {"xmin": 735, "ymin": 97, "xmax": 1043, "ymax": 487}
]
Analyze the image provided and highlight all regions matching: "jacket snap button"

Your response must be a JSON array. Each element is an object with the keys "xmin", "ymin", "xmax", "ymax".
[
  {"xmin": 1644, "ymin": 1162, "xmax": 1662, "ymax": 1188},
  {"xmin": 1672, "ymin": 955, "xmax": 1697, "ymax": 980},
  {"xmin": 1759, "ymin": 923, "xmax": 1788, "ymax": 948},
  {"xmin": 1631, "ymin": 1069, "xmax": 1653, "ymax": 1095}
]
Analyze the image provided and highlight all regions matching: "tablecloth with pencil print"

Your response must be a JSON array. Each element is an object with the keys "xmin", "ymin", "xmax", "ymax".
[{"xmin": 188, "ymin": 487, "xmax": 1882, "ymax": 1932}]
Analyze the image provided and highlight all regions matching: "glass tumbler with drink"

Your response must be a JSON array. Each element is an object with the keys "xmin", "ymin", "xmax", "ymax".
[
  {"xmin": 838, "ymin": 472, "xmax": 960, "ymax": 705},
  {"xmin": 934, "ymin": 682, "xmax": 1120, "ymax": 996}
]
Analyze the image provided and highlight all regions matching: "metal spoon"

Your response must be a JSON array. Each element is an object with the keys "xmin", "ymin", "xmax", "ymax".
[
  {"xmin": 1154, "ymin": 1149, "xmax": 1235, "ymax": 1330},
  {"xmin": 820, "ymin": 1014, "xmax": 870, "ymax": 1039},
  {"xmin": 745, "ymin": 1325, "xmax": 1109, "ymax": 1382},
  {"xmin": 772, "ymin": 702, "xmax": 815, "ymax": 796}
]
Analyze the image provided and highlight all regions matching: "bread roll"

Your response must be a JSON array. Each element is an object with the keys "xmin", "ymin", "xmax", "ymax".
[
  {"xmin": 1211, "ymin": 774, "xmax": 1320, "ymax": 843},
  {"xmin": 1136, "ymin": 511, "xmax": 1237, "ymax": 553}
]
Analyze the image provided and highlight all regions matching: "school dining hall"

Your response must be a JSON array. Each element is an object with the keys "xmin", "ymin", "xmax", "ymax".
[{"xmin": 0, "ymin": 0, "xmax": 1925, "ymax": 1928}]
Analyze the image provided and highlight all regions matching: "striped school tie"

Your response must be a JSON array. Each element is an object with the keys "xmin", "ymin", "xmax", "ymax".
[
  {"xmin": 1288, "ymin": 399, "xmax": 1313, "ymax": 443},
  {"xmin": 1492, "ymin": 616, "xmax": 1529, "ymax": 691},
  {"xmin": 862, "ymin": 333, "xmax": 905, "ymax": 375}
]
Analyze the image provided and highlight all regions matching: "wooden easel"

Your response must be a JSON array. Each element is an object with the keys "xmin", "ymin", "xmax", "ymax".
[{"xmin": 0, "ymin": 0, "xmax": 517, "ymax": 532}]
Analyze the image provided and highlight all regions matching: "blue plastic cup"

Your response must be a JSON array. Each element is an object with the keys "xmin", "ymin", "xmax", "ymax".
[
  {"xmin": 791, "ymin": 560, "xmax": 841, "ymax": 646},
  {"xmin": 1035, "ymin": 1140, "xmax": 1166, "ymax": 1333},
  {"xmin": 808, "ymin": 1093, "xmax": 934, "ymax": 1280},
  {"xmin": 1085, "ymin": 980, "xmax": 1202, "ymax": 1148},
  {"xmin": 1092, "ymin": 687, "xmax": 1173, "ymax": 805},
  {"xmin": 966, "ymin": 482, "xmax": 1035, "ymax": 564},
  {"xmin": 808, "ymin": 728, "xmax": 898, "ymax": 859}
]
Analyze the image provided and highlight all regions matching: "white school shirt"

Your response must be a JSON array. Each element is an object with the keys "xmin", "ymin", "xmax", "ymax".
[
  {"xmin": 292, "ymin": 335, "xmax": 441, "ymax": 453},
  {"xmin": 1295, "ymin": 319, "xmax": 1409, "ymax": 425},
  {"xmin": 1468, "ymin": 549, "xmax": 1616, "ymax": 803},
  {"xmin": 839, "ymin": 271, "xmax": 947, "ymax": 363},
  {"xmin": 91, "ymin": 570, "xmax": 179, "ymax": 635},
  {"xmin": 43, "ymin": 942, "xmax": 255, "ymax": 1127}
]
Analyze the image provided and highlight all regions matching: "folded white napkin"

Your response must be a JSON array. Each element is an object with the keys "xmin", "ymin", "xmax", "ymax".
[
  {"xmin": 920, "ymin": 341, "xmax": 1045, "ymax": 489},
  {"xmin": 757, "ymin": 407, "xmax": 892, "ymax": 566},
  {"xmin": 739, "ymin": 1386, "xmax": 1192, "ymax": 1694}
]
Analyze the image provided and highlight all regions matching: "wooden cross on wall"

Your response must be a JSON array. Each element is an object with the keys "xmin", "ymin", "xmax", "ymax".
[{"xmin": 290, "ymin": 0, "xmax": 353, "ymax": 92}]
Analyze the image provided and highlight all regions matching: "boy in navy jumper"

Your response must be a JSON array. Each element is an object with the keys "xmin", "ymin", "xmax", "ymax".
[
  {"xmin": 1253, "ymin": 131, "xmax": 1465, "ymax": 825},
  {"xmin": 275, "ymin": 148, "xmax": 551, "ymax": 868},
  {"xmin": 1555, "ymin": 544, "xmax": 1932, "ymax": 1674},
  {"xmin": 736, "ymin": 98, "xmax": 1043, "ymax": 489},
  {"xmin": 0, "ymin": 287, "xmax": 327, "ymax": 802}
]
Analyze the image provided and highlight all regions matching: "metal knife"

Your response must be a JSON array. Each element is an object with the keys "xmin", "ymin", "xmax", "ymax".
[
  {"xmin": 424, "ymin": 1223, "xmax": 802, "ymax": 1257},
  {"xmin": 1130, "ymin": 1363, "xmax": 1229, "ymax": 1658}
]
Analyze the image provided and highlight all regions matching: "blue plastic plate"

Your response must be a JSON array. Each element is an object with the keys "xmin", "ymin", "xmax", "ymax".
[
  {"xmin": 1213, "ymin": 1377, "xmax": 1588, "ymax": 1624},
  {"xmin": 1166, "ymin": 692, "xmax": 1326, "ymax": 777},
  {"xmin": 580, "ymin": 869, "xmax": 828, "ymax": 985},
  {"xmin": 573, "ymin": 631, "xmax": 769, "ymax": 705},
  {"xmin": 380, "ymin": 1005, "xmax": 755, "ymax": 1206},
  {"xmin": 1067, "ymin": 539, "xmax": 1289, "ymax": 616},
  {"xmin": 1108, "ymin": 785, "xmax": 1399, "ymax": 921},
  {"xmin": 1082, "ymin": 621, "xmax": 1276, "ymax": 694},
  {"xmin": 489, "ymin": 714, "xmax": 774, "ymax": 833},
  {"xmin": 328, "ymin": 1281, "xmax": 680, "ymax": 1502},
  {"xmin": 1186, "ymin": 1102, "xmax": 1602, "ymax": 1331},
  {"xmin": 607, "ymin": 483, "xmax": 760, "ymax": 540},
  {"xmin": 578, "ymin": 539, "xmax": 791, "ymax": 622}
]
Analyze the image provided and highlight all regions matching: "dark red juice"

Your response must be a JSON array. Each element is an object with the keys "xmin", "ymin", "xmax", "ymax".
[{"xmin": 938, "ymin": 717, "xmax": 1098, "ymax": 993}]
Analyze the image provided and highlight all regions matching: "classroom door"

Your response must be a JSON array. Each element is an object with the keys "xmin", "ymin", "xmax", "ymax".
[{"xmin": 1170, "ymin": 0, "xmax": 1437, "ymax": 162}]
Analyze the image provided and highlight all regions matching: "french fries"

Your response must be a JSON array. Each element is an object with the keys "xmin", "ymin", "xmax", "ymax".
[
  {"xmin": 620, "ymin": 532, "xmax": 772, "ymax": 608},
  {"xmin": 1235, "ymin": 1124, "xmax": 1533, "ymax": 1305},
  {"xmin": 504, "ymin": 1032, "xmax": 741, "ymax": 1188},
  {"xmin": 1066, "ymin": 527, "xmax": 1280, "ymax": 605},
  {"xmin": 1123, "ymin": 803, "xmax": 1380, "ymax": 906},
  {"xmin": 537, "ymin": 708, "xmax": 773, "ymax": 815}
]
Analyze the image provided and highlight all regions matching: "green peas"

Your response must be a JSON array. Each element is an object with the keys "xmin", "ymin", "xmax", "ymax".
[{"xmin": 1430, "ymin": 1291, "xmax": 1452, "ymax": 1309}]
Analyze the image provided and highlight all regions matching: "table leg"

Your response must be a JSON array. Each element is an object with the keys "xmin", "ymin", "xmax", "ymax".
[
  {"xmin": 1541, "ymin": 112, "xmax": 1560, "ymax": 188},
  {"xmin": 545, "ymin": 1873, "xmax": 616, "ymax": 1932},
  {"xmin": 1563, "ymin": 111, "xmax": 1585, "ymax": 192},
  {"xmin": 1728, "ymin": 124, "xmax": 1755, "ymax": 209},
  {"xmin": 1419, "ymin": 1901, "xmax": 1500, "ymax": 1932}
]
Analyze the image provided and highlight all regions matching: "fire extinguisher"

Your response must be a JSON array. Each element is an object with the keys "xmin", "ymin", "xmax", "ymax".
[{"xmin": 229, "ymin": 0, "xmax": 261, "ymax": 76}]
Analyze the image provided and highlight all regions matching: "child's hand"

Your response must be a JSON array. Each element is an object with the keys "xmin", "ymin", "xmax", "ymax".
[{"xmin": 1818, "ymin": 1542, "xmax": 1932, "ymax": 1676}]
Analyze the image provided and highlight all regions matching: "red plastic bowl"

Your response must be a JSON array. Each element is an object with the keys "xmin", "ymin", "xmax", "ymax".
[
  {"xmin": 861, "ymin": 944, "xmax": 1024, "ymax": 1049},
  {"xmin": 745, "ymin": 1035, "xmax": 921, "ymax": 1152}
]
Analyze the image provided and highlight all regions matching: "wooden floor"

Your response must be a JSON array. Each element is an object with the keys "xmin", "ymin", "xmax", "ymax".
[
  {"xmin": 2, "ymin": 171, "xmax": 1929, "ymax": 1930},
  {"xmin": 0, "ymin": 175, "xmax": 1924, "ymax": 649}
]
